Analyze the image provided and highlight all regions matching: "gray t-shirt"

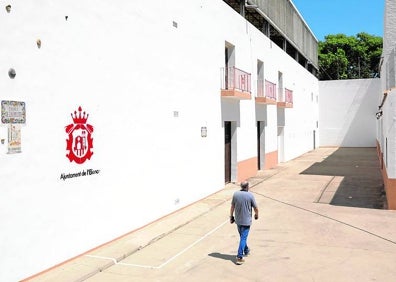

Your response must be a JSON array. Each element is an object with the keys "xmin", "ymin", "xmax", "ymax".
[{"xmin": 231, "ymin": 190, "xmax": 258, "ymax": 226}]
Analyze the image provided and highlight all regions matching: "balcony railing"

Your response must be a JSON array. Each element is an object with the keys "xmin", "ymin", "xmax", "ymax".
[
  {"xmin": 277, "ymin": 88, "xmax": 293, "ymax": 108},
  {"xmin": 285, "ymin": 88, "xmax": 293, "ymax": 104},
  {"xmin": 265, "ymin": 80, "xmax": 277, "ymax": 100},
  {"xmin": 221, "ymin": 66, "xmax": 251, "ymax": 99},
  {"xmin": 255, "ymin": 79, "xmax": 276, "ymax": 104}
]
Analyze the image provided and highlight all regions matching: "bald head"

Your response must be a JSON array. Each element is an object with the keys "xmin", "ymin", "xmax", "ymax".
[{"xmin": 240, "ymin": 181, "xmax": 249, "ymax": 191}]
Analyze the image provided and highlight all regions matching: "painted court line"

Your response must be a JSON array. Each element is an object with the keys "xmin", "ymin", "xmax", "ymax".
[{"xmin": 85, "ymin": 219, "xmax": 229, "ymax": 269}]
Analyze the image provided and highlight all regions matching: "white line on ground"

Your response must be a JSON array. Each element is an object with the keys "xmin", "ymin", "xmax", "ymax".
[{"xmin": 85, "ymin": 219, "xmax": 229, "ymax": 269}]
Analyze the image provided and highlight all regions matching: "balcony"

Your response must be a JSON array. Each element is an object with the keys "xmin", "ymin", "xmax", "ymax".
[
  {"xmin": 255, "ymin": 79, "xmax": 277, "ymax": 104},
  {"xmin": 221, "ymin": 66, "xmax": 251, "ymax": 100},
  {"xmin": 277, "ymin": 88, "xmax": 293, "ymax": 108}
]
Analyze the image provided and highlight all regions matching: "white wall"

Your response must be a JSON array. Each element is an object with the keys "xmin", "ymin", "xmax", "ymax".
[
  {"xmin": 283, "ymin": 70, "xmax": 320, "ymax": 160},
  {"xmin": 378, "ymin": 87, "xmax": 396, "ymax": 179},
  {"xmin": 319, "ymin": 79, "xmax": 380, "ymax": 147},
  {"xmin": 0, "ymin": 0, "xmax": 318, "ymax": 280},
  {"xmin": 379, "ymin": 0, "xmax": 396, "ymax": 179}
]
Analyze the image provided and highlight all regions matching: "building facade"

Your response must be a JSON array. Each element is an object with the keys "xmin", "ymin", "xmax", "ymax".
[
  {"xmin": 377, "ymin": 0, "xmax": 396, "ymax": 209},
  {"xmin": 0, "ymin": 0, "xmax": 318, "ymax": 280}
]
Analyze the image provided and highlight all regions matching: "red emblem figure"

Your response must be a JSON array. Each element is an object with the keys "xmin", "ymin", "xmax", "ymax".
[{"xmin": 65, "ymin": 106, "xmax": 94, "ymax": 164}]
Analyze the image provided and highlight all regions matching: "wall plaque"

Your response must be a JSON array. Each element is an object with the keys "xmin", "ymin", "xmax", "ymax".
[{"xmin": 1, "ymin": 101, "xmax": 26, "ymax": 124}]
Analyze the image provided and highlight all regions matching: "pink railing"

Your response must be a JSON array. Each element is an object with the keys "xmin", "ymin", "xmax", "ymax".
[
  {"xmin": 285, "ymin": 88, "xmax": 293, "ymax": 104},
  {"xmin": 265, "ymin": 80, "xmax": 277, "ymax": 100},
  {"xmin": 221, "ymin": 66, "xmax": 251, "ymax": 93}
]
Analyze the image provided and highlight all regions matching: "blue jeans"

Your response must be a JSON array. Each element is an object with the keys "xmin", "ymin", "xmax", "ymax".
[{"xmin": 237, "ymin": 225, "xmax": 250, "ymax": 258}]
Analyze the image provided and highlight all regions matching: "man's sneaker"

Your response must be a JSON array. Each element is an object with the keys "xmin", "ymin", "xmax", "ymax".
[
  {"xmin": 236, "ymin": 257, "xmax": 245, "ymax": 265},
  {"xmin": 244, "ymin": 251, "xmax": 250, "ymax": 257}
]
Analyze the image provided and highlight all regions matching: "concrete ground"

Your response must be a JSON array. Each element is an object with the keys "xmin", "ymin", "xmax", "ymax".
[{"xmin": 25, "ymin": 147, "xmax": 396, "ymax": 282}]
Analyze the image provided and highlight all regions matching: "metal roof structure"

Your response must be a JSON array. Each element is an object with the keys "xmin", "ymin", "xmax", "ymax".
[{"xmin": 224, "ymin": 0, "xmax": 319, "ymax": 75}]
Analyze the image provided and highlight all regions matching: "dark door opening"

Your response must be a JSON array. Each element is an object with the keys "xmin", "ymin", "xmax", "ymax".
[
  {"xmin": 257, "ymin": 121, "xmax": 261, "ymax": 170},
  {"xmin": 225, "ymin": 121, "xmax": 232, "ymax": 183},
  {"xmin": 257, "ymin": 121, "xmax": 265, "ymax": 170},
  {"xmin": 313, "ymin": 130, "xmax": 316, "ymax": 149}
]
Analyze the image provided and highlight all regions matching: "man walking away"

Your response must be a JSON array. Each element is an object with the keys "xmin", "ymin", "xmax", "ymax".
[{"xmin": 230, "ymin": 181, "xmax": 259, "ymax": 265}]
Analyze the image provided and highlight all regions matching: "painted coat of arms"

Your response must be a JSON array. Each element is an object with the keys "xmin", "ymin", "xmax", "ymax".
[{"xmin": 65, "ymin": 106, "xmax": 94, "ymax": 164}]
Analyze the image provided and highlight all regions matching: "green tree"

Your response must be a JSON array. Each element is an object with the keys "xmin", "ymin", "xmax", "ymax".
[{"xmin": 318, "ymin": 33, "xmax": 382, "ymax": 80}]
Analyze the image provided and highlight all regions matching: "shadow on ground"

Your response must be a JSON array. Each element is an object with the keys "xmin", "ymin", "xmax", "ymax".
[
  {"xmin": 208, "ymin": 252, "xmax": 236, "ymax": 264},
  {"xmin": 301, "ymin": 147, "xmax": 386, "ymax": 209}
]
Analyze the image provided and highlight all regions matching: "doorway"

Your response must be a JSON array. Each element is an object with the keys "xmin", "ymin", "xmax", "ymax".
[
  {"xmin": 313, "ymin": 130, "xmax": 316, "ymax": 149},
  {"xmin": 277, "ymin": 126, "xmax": 284, "ymax": 163},
  {"xmin": 225, "ymin": 121, "xmax": 232, "ymax": 183},
  {"xmin": 224, "ymin": 43, "xmax": 235, "ymax": 90},
  {"xmin": 257, "ymin": 121, "xmax": 265, "ymax": 170}
]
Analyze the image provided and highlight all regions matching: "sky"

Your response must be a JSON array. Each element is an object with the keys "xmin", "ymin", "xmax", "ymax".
[{"xmin": 291, "ymin": 0, "xmax": 384, "ymax": 41}]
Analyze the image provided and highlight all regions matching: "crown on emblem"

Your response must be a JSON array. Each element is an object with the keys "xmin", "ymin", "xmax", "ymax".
[{"xmin": 71, "ymin": 106, "xmax": 89, "ymax": 124}]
